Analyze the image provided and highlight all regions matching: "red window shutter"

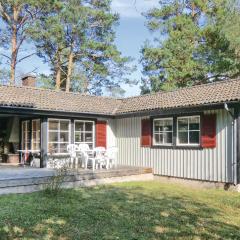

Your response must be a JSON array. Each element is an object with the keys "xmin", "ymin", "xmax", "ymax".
[
  {"xmin": 201, "ymin": 114, "xmax": 217, "ymax": 148},
  {"xmin": 141, "ymin": 119, "xmax": 152, "ymax": 147},
  {"xmin": 96, "ymin": 121, "xmax": 107, "ymax": 148}
]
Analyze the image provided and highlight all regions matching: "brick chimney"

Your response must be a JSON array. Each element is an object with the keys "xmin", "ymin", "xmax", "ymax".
[{"xmin": 22, "ymin": 74, "xmax": 36, "ymax": 87}]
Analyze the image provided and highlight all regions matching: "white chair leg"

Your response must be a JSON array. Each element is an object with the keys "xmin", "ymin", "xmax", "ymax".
[
  {"xmin": 92, "ymin": 159, "xmax": 95, "ymax": 171},
  {"xmin": 85, "ymin": 159, "xmax": 88, "ymax": 170},
  {"xmin": 106, "ymin": 159, "xmax": 109, "ymax": 170},
  {"xmin": 75, "ymin": 157, "xmax": 78, "ymax": 169}
]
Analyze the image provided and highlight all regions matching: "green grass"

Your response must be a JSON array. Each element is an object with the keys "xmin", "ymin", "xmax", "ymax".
[{"xmin": 0, "ymin": 181, "xmax": 240, "ymax": 240}]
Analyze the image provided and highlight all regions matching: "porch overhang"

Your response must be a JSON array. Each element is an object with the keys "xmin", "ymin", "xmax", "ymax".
[{"xmin": 0, "ymin": 106, "xmax": 115, "ymax": 119}]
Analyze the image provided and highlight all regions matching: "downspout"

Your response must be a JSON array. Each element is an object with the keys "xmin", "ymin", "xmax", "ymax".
[
  {"xmin": 224, "ymin": 103, "xmax": 238, "ymax": 185},
  {"xmin": 236, "ymin": 106, "xmax": 240, "ymax": 185}
]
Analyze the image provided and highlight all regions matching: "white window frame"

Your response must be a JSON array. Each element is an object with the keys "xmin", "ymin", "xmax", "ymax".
[
  {"xmin": 74, "ymin": 120, "xmax": 95, "ymax": 149},
  {"xmin": 22, "ymin": 120, "xmax": 30, "ymax": 151},
  {"xmin": 31, "ymin": 119, "xmax": 41, "ymax": 151},
  {"xmin": 177, "ymin": 115, "xmax": 200, "ymax": 146},
  {"xmin": 47, "ymin": 118, "xmax": 71, "ymax": 153},
  {"xmin": 153, "ymin": 118, "xmax": 173, "ymax": 146}
]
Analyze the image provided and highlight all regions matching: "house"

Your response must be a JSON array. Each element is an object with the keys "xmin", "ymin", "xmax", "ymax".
[{"xmin": 0, "ymin": 76, "xmax": 239, "ymax": 186}]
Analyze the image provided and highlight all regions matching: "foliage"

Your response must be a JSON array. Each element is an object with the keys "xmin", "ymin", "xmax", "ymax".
[
  {"xmin": 30, "ymin": 0, "xmax": 133, "ymax": 95},
  {"xmin": 36, "ymin": 73, "xmax": 55, "ymax": 89},
  {"xmin": 141, "ymin": 0, "xmax": 240, "ymax": 93},
  {"xmin": 0, "ymin": 0, "xmax": 52, "ymax": 83},
  {"xmin": 0, "ymin": 181, "xmax": 240, "ymax": 239},
  {"xmin": 44, "ymin": 164, "xmax": 69, "ymax": 195},
  {"xmin": 0, "ymin": 66, "xmax": 10, "ymax": 85}
]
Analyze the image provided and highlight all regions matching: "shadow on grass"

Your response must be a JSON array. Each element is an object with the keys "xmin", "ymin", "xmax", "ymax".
[{"xmin": 0, "ymin": 184, "xmax": 239, "ymax": 240}]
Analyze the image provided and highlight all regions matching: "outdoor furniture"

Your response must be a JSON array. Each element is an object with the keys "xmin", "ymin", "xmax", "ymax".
[
  {"xmin": 94, "ymin": 147, "xmax": 106, "ymax": 169},
  {"xmin": 105, "ymin": 147, "xmax": 118, "ymax": 169},
  {"xmin": 17, "ymin": 149, "xmax": 40, "ymax": 166},
  {"xmin": 78, "ymin": 144, "xmax": 91, "ymax": 169},
  {"xmin": 67, "ymin": 144, "xmax": 80, "ymax": 168},
  {"xmin": 30, "ymin": 155, "xmax": 41, "ymax": 168},
  {"xmin": 47, "ymin": 153, "xmax": 71, "ymax": 169}
]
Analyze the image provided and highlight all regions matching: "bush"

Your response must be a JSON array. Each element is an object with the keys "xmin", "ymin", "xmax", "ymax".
[{"xmin": 44, "ymin": 164, "xmax": 69, "ymax": 195}]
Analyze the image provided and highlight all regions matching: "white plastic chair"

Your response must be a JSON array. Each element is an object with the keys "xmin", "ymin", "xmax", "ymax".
[
  {"xmin": 78, "ymin": 143, "xmax": 98, "ymax": 170},
  {"xmin": 67, "ymin": 144, "xmax": 79, "ymax": 168},
  {"xmin": 105, "ymin": 147, "xmax": 118, "ymax": 169},
  {"xmin": 94, "ymin": 147, "xmax": 106, "ymax": 169},
  {"xmin": 78, "ymin": 143, "xmax": 90, "ymax": 151}
]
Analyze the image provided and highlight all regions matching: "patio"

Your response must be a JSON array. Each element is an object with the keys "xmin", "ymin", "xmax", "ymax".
[{"xmin": 0, "ymin": 166, "xmax": 153, "ymax": 195}]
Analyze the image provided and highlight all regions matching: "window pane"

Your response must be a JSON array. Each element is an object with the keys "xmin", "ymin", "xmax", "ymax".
[
  {"xmin": 75, "ymin": 122, "xmax": 84, "ymax": 131},
  {"xmin": 32, "ymin": 142, "xmax": 40, "ymax": 151},
  {"xmin": 60, "ymin": 143, "xmax": 68, "ymax": 153},
  {"xmin": 60, "ymin": 121, "xmax": 69, "ymax": 131},
  {"xmin": 49, "ymin": 132, "xmax": 58, "ymax": 142},
  {"xmin": 189, "ymin": 117, "xmax": 200, "ymax": 130},
  {"xmin": 165, "ymin": 132, "xmax": 173, "ymax": 144},
  {"xmin": 178, "ymin": 118, "xmax": 188, "ymax": 131},
  {"xmin": 85, "ymin": 122, "xmax": 93, "ymax": 131},
  {"xmin": 85, "ymin": 133, "xmax": 93, "ymax": 142},
  {"xmin": 154, "ymin": 134, "xmax": 161, "ymax": 144},
  {"xmin": 49, "ymin": 120, "xmax": 58, "ymax": 130},
  {"xmin": 36, "ymin": 131, "xmax": 40, "ymax": 141},
  {"xmin": 75, "ymin": 132, "xmax": 84, "ymax": 142},
  {"xmin": 60, "ymin": 132, "xmax": 69, "ymax": 142},
  {"xmin": 48, "ymin": 143, "xmax": 58, "ymax": 153},
  {"xmin": 154, "ymin": 119, "xmax": 173, "ymax": 132},
  {"xmin": 178, "ymin": 131, "xmax": 188, "ymax": 144},
  {"xmin": 163, "ymin": 119, "xmax": 173, "ymax": 131},
  {"xmin": 32, "ymin": 121, "xmax": 36, "ymax": 131},
  {"xmin": 189, "ymin": 131, "xmax": 200, "ymax": 144},
  {"xmin": 154, "ymin": 121, "xmax": 161, "ymax": 132},
  {"xmin": 36, "ymin": 120, "xmax": 40, "ymax": 129}
]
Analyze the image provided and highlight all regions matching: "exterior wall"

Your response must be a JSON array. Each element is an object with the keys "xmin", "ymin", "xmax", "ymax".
[
  {"xmin": 107, "ymin": 119, "xmax": 117, "ymax": 148},
  {"xmin": 116, "ymin": 109, "xmax": 234, "ymax": 183}
]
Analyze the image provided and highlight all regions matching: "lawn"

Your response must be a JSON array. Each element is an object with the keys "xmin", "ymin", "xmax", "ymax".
[{"xmin": 0, "ymin": 181, "xmax": 240, "ymax": 240}]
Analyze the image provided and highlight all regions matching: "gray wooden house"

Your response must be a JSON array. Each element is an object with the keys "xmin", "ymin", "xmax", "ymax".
[{"xmin": 0, "ymin": 76, "xmax": 239, "ymax": 185}]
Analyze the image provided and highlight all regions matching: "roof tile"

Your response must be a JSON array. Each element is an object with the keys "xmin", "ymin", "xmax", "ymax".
[{"xmin": 0, "ymin": 79, "xmax": 239, "ymax": 116}]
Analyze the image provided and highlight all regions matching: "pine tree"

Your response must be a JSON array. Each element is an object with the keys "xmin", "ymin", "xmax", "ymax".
[
  {"xmin": 0, "ymin": 0, "xmax": 51, "ymax": 84},
  {"xmin": 30, "ymin": 0, "xmax": 133, "ymax": 94},
  {"xmin": 140, "ymin": 0, "xmax": 240, "ymax": 93}
]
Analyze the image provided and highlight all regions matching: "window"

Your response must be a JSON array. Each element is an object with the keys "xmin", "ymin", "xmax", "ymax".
[
  {"xmin": 48, "ymin": 119, "xmax": 70, "ymax": 153},
  {"xmin": 32, "ymin": 119, "xmax": 40, "ymax": 151},
  {"xmin": 153, "ymin": 118, "xmax": 173, "ymax": 145},
  {"xmin": 74, "ymin": 120, "xmax": 95, "ymax": 149},
  {"xmin": 22, "ymin": 120, "xmax": 30, "ymax": 151},
  {"xmin": 177, "ymin": 116, "xmax": 200, "ymax": 145}
]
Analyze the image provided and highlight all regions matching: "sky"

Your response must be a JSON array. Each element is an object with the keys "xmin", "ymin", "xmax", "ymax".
[
  {"xmin": 111, "ymin": 0, "xmax": 159, "ymax": 96},
  {"xmin": 2, "ymin": 0, "xmax": 160, "ymax": 97}
]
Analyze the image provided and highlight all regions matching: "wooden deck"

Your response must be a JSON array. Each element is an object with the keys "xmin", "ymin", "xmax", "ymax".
[{"xmin": 0, "ymin": 166, "xmax": 153, "ymax": 195}]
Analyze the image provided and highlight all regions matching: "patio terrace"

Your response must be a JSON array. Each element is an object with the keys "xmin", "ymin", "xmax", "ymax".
[{"xmin": 0, "ymin": 166, "xmax": 153, "ymax": 195}]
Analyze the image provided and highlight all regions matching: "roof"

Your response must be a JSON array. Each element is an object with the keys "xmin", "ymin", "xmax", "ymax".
[
  {"xmin": 115, "ymin": 79, "xmax": 240, "ymax": 115},
  {"xmin": 0, "ymin": 86, "xmax": 122, "ymax": 116},
  {"xmin": 0, "ymin": 79, "xmax": 239, "ymax": 116}
]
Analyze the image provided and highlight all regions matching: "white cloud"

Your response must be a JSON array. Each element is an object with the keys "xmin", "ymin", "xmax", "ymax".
[{"xmin": 111, "ymin": 0, "xmax": 159, "ymax": 18}]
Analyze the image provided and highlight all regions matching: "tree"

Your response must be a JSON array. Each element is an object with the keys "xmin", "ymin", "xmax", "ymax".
[
  {"xmin": 0, "ymin": 0, "xmax": 50, "ymax": 84},
  {"xmin": 31, "ymin": 0, "xmax": 133, "ymax": 94},
  {"xmin": 140, "ymin": 0, "xmax": 240, "ymax": 93},
  {"xmin": 29, "ymin": 2, "xmax": 67, "ymax": 90}
]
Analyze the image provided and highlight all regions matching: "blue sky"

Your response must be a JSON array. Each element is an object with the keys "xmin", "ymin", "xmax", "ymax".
[{"xmin": 2, "ymin": 0, "xmax": 160, "ymax": 97}]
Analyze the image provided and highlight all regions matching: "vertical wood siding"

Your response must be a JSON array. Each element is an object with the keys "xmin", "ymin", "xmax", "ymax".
[
  {"xmin": 107, "ymin": 119, "xmax": 116, "ymax": 148},
  {"xmin": 115, "ymin": 109, "xmax": 234, "ymax": 183}
]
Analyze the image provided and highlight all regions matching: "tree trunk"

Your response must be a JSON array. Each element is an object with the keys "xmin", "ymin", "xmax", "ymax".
[
  {"xmin": 55, "ymin": 61, "xmax": 61, "ymax": 90},
  {"xmin": 10, "ymin": 6, "xmax": 18, "ymax": 85},
  {"xmin": 66, "ymin": 51, "xmax": 74, "ymax": 92}
]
